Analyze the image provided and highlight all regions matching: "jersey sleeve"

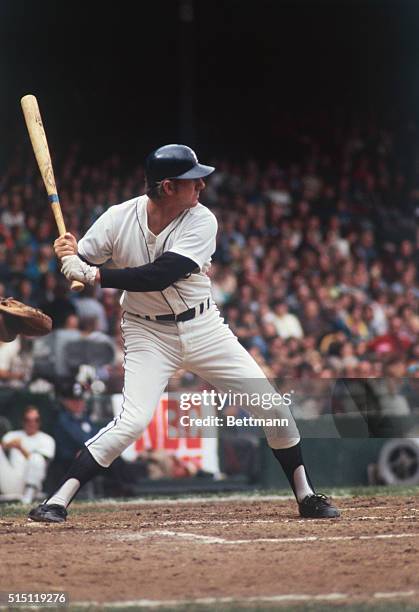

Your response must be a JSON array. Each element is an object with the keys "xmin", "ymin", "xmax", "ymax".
[
  {"xmin": 78, "ymin": 208, "xmax": 115, "ymax": 266},
  {"xmin": 169, "ymin": 211, "xmax": 218, "ymax": 270}
]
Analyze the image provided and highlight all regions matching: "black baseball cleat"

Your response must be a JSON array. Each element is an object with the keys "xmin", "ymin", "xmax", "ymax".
[
  {"xmin": 28, "ymin": 503, "xmax": 67, "ymax": 523},
  {"xmin": 298, "ymin": 494, "xmax": 340, "ymax": 519}
]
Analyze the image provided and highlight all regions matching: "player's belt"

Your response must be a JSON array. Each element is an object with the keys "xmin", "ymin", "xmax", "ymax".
[{"xmin": 133, "ymin": 297, "xmax": 211, "ymax": 323}]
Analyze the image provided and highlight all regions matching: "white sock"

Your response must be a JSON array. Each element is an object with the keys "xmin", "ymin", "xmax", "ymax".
[
  {"xmin": 293, "ymin": 465, "xmax": 314, "ymax": 502},
  {"xmin": 47, "ymin": 478, "xmax": 81, "ymax": 508}
]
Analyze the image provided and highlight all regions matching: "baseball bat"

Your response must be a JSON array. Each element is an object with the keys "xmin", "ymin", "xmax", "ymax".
[{"xmin": 20, "ymin": 94, "xmax": 84, "ymax": 292}]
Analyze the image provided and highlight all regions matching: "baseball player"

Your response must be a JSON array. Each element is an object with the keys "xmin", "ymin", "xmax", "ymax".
[{"xmin": 29, "ymin": 144, "xmax": 339, "ymax": 522}]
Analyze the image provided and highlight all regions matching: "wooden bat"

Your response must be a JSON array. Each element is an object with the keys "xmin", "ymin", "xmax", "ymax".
[{"xmin": 20, "ymin": 94, "xmax": 84, "ymax": 292}]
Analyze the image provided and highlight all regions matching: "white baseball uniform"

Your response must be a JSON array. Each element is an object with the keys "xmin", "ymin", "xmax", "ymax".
[
  {"xmin": 0, "ymin": 429, "xmax": 55, "ymax": 496},
  {"xmin": 78, "ymin": 195, "xmax": 300, "ymax": 468}
]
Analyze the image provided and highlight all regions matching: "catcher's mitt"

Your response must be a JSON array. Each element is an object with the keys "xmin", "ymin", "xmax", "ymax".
[{"xmin": 0, "ymin": 298, "xmax": 52, "ymax": 343}]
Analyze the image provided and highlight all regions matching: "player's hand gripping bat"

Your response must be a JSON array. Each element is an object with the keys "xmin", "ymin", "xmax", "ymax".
[{"xmin": 20, "ymin": 94, "xmax": 84, "ymax": 292}]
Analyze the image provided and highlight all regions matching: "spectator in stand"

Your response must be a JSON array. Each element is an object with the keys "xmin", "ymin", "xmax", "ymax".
[
  {"xmin": 0, "ymin": 336, "xmax": 33, "ymax": 388},
  {"xmin": 0, "ymin": 247, "xmax": 11, "ymax": 286},
  {"xmin": 74, "ymin": 285, "xmax": 108, "ymax": 333},
  {"xmin": 1, "ymin": 190, "xmax": 25, "ymax": 230},
  {"xmin": 39, "ymin": 278, "xmax": 77, "ymax": 329},
  {"xmin": 0, "ymin": 405, "xmax": 55, "ymax": 503},
  {"xmin": 300, "ymin": 299, "xmax": 328, "ymax": 337},
  {"xmin": 16, "ymin": 278, "xmax": 36, "ymax": 307},
  {"xmin": 32, "ymin": 313, "xmax": 81, "ymax": 381},
  {"xmin": 101, "ymin": 289, "xmax": 122, "ymax": 336},
  {"xmin": 345, "ymin": 304, "xmax": 371, "ymax": 342},
  {"xmin": 268, "ymin": 301, "xmax": 303, "ymax": 339},
  {"xmin": 368, "ymin": 315, "xmax": 413, "ymax": 356}
]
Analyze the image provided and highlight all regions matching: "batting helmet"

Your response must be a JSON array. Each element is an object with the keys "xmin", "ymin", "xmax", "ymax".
[{"xmin": 145, "ymin": 144, "xmax": 215, "ymax": 186}]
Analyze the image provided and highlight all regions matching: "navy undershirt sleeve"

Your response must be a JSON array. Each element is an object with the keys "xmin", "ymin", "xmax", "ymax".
[
  {"xmin": 99, "ymin": 251, "xmax": 198, "ymax": 292},
  {"xmin": 78, "ymin": 253, "xmax": 97, "ymax": 267}
]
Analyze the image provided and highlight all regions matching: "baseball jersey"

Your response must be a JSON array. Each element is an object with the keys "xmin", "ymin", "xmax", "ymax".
[
  {"xmin": 2, "ymin": 430, "xmax": 55, "ymax": 461},
  {"xmin": 78, "ymin": 195, "xmax": 218, "ymax": 316}
]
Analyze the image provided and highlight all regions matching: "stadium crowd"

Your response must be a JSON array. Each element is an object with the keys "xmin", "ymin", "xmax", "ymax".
[{"xmin": 0, "ymin": 121, "xmax": 418, "ymax": 400}]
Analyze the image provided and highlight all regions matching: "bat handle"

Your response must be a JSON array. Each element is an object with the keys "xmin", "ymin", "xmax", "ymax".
[{"xmin": 51, "ymin": 200, "xmax": 85, "ymax": 293}]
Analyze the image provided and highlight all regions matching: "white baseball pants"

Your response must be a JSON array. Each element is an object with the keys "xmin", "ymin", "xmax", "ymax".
[
  {"xmin": 0, "ymin": 448, "xmax": 47, "ymax": 496},
  {"xmin": 86, "ymin": 306, "xmax": 301, "ymax": 467}
]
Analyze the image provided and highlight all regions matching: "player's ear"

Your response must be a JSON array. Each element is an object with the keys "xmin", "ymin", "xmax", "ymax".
[{"xmin": 162, "ymin": 179, "xmax": 175, "ymax": 196}]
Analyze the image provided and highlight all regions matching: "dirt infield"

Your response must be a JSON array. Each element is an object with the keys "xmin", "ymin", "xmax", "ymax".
[{"xmin": 1, "ymin": 493, "xmax": 419, "ymax": 609}]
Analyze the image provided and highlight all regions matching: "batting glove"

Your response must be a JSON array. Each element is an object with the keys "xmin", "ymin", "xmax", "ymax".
[{"xmin": 61, "ymin": 255, "xmax": 98, "ymax": 285}]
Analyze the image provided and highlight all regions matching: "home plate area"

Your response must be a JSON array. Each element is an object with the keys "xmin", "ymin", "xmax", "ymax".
[{"xmin": 1, "ymin": 494, "xmax": 419, "ymax": 610}]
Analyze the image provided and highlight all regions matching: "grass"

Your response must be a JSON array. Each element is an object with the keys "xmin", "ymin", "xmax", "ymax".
[
  {"xmin": 66, "ymin": 602, "xmax": 419, "ymax": 611},
  {"xmin": 5, "ymin": 597, "xmax": 419, "ymax": 612},
  {"xmin": 1, "ymin": 484, "xmax": 419, "ymax": 519}
]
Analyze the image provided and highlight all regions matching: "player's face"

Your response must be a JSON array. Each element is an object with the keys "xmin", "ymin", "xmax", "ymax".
[{"xmin": 173, "ymin": 178, "xmax": 206, "ymax": 207}]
